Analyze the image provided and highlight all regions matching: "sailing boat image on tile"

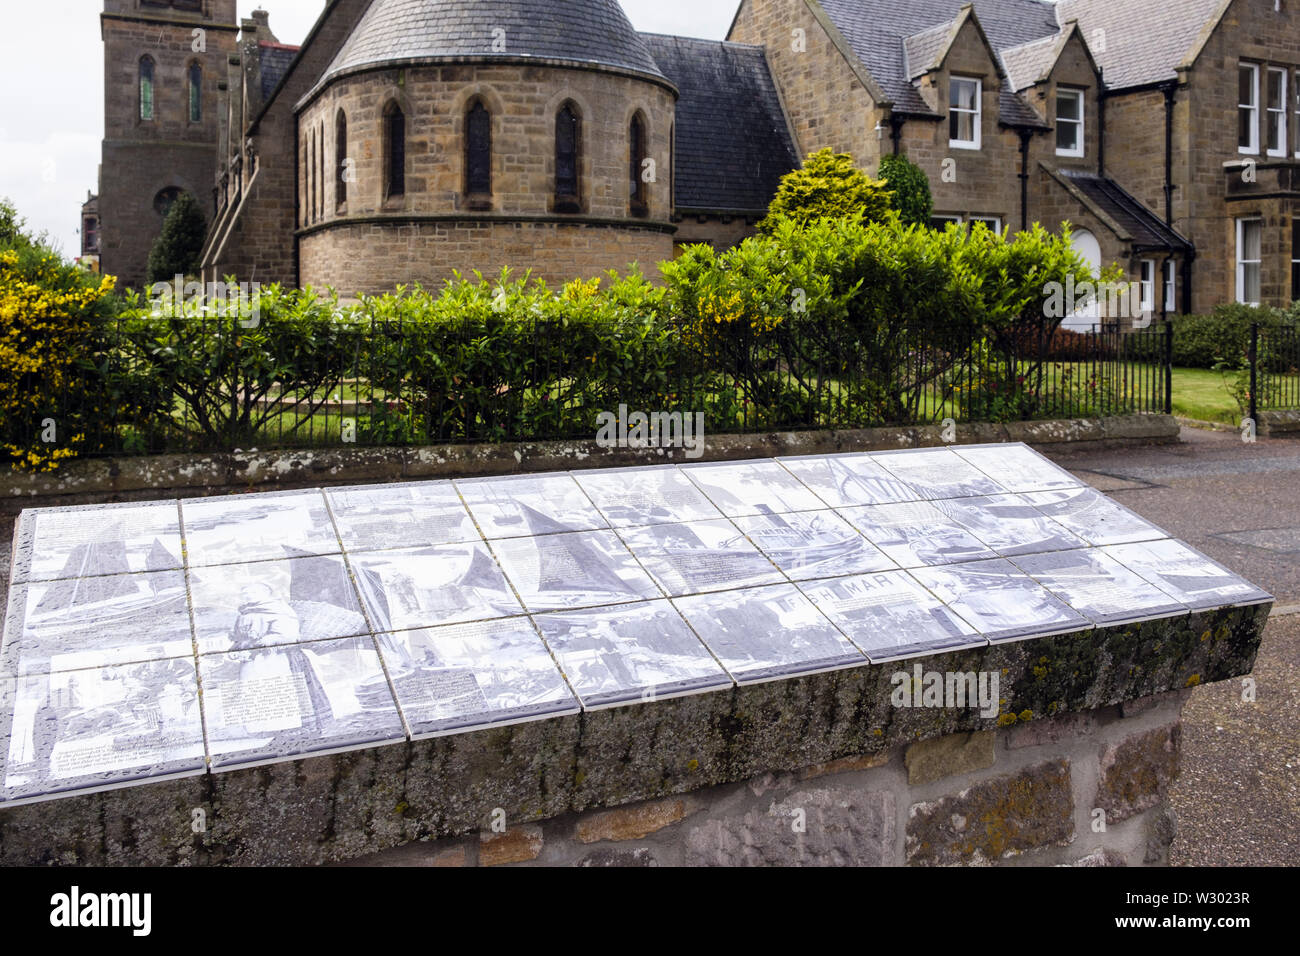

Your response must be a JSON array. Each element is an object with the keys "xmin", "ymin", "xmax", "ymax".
[{"xmin": 11, "ymin": 503, "xmax": 183, "ymax": 583}]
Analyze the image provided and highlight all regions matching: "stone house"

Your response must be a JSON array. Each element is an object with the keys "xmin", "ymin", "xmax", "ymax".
[{"xmin": 94, "ymin": 0, "xmax": 1299, "ymax": 312}]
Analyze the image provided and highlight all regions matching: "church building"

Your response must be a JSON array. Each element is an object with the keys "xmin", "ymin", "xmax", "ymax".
[{"xmin": 96, "ymin": 0, "xmax": 1300, "ymax": 315}]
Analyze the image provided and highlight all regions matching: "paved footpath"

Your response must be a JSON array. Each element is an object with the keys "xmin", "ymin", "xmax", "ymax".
[{"xmin": 1046, "ymin": 428, "xmax": 1300, "ymax": 867}]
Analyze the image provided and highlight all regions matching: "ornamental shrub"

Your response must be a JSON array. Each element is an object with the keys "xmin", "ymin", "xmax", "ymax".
[
  {"xmin": 758, "ymin": 148, "xmax": 896, "ymax": 235},
  {"xmin": 878, "ymin": 154, "xmax": 933, "ymax": 228},
  {"xmin": 146, "ymin": 191, "xmax": 206, "ymax": 285},
  {"xmin": 0, "ymin": 198, "xmax": 123, "ymax": 471}
]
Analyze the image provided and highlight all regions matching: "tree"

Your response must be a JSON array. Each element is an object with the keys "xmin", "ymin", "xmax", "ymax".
[
  {"xmin": 146, "ymin": 191, "xmax": 206, "ymax": 284},
  {"xmin": 758, "ymin": 148, "xmax": 896, "ymax": 235},
  {"xmin": 878, "ymin": 154, "xmax": 933, "ymax": 228}
]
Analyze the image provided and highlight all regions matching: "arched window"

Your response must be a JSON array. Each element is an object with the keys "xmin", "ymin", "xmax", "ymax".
[
  {"xmin": 318, "ymin": 122, "xmax": 325, "ymax": 218},
  {"xmin": 629, "ymin": 112, "xmax": 648, "ymax": 216},
  {"xmin": 309, "ymin": 130, "xmax": 317, "ymax": 222},
  {"xmin": 384, "ymin": 102, "xmax": 406, "ymax": 200},
  {"xmin": 336, "ymin": 111, "xmax": 348, "ymax": 212},
  {"xmin": 465, "ymin": 99, "xmax": 492, "ymax": 200},
  {"xmin": 188, "ymin": 63, "xmax": 202, "ymax": 123},
  {"xmin": 555, "ymin": 103, "xmax": 580, "ymax": 212},
  {"xmin": 139, "ymin": 57, "xmax": 155, "ymax": 122}
]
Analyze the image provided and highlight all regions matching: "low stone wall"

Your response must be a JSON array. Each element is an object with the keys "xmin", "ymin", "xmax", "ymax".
[
  {"xmin": 1, "ymin": 415, "xmax": 1179, "ymax": 507},
  {"xmin": 1259, "ymin": 410, "xmax": 1300, "ymax": 436},
  {"xmin": 0, "ymin": 601, "xmax": 1267, "ymax": 866},
  {"xmin": 355, "ymin": 692, "xmax": 1187, "ymax": 867}
]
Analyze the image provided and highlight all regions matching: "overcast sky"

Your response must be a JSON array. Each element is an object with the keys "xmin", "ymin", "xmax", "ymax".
[{"xmin": 0, "ymin": 0, "xmax": 739, "ymax": 256}]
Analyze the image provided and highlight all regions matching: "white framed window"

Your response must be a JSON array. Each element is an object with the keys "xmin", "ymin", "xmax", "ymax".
[
  {"xmin": 1056, "ymin": 88, "xmax": 1085, "ymax": 157},
  {"xmin": 1237, "ymin": 217, "xmax": 1263, "ymax": 305},
  {"xmin": 1266, "ymin": 67, "xmax": 1288, "ymax": 156},
  {"xmin": 1139, "ymin": 259, "xmax": 1156, "ymax": 314},
  {"xmin": 931, "ymin": 214, "xmax": 963, "ymax": 230},
  {"xmin": 1239, "ymin": 63, "xmax": 1260, "ymax": 154},
  {"xmin": 949, "ymin": 77, "xmax": 981, "ymax": 149},
  {"xmin": 1294, "ymin": 70, "xmax": 1300, "ymax": 158},
  {"xmin": 970, "ymin": 216, "xmax": 1002, "ymax": 235},
  {"xmin": 1164, "ymin": 260, "xmax": 1177, "ymax": 313}
]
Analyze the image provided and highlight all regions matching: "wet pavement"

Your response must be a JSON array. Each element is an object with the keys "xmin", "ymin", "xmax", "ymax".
[{"xmin": 1046, "ymin": 428, "xmax": 1300, "ymax": 866}]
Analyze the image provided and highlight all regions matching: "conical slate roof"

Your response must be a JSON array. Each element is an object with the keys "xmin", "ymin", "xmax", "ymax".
[{"xmin": 321, "ymin": 0, "xmax": 669, "ymax": 84}]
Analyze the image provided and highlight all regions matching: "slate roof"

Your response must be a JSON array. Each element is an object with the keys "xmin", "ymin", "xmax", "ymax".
[
  {"xmin": 903, "ymin": 22, "xmax": 954, "ymax": 81},
  {"xmin": 641, "ymin": 34, "xmax": 799, "ymax": 214},
  {"xmin": 260, "ymin": 42, "xmax": 300, "ymax": 102},
  {"xmin": 1000, "ymin": 34, "xmax": 1060, "ymax": 92},
  {"xmin": 1055, "ymin": 0, "xmax": 1226, "ymax": 90},
  {"xmin": 321, "ymin": 0, "xmax": 668, "ymax": 84},
  {"xmin": 816, "ymin": 0, "xmax": 1059, "ymax": 126},
  {"xmin": 1057, "ymin": 169, "xmax": 1192, "ymax": 252}
]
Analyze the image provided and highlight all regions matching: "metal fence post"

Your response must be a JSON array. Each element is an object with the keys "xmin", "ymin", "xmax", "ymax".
[
  {"xmin": 1164, "ymin": 318, "xmax": 1173, "ymax": 415},
  {"xmin": 1249, "ymin": 322, "xmax": 1259, "ymax": 426}
]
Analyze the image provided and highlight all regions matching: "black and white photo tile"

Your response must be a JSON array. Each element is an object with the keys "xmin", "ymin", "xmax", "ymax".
[
  {"xmin": 533, "ymin": 600, "xmax": 731, "ymax": 708},
  {"xmin": 200, "ymin": 635, "xmax": 405, "ymax": 770},
  {"xmin": 1013, "ymin": 549, "xmax": 1189, "ymax": 626},
  {"xmin": 181, "ymin": 490, "xmax": 341, "ymax": 567},
  {"xmin": 490, "ymin": 529, "xmax": 661, "ymax": 611},
  {"xmin": 346, "ymin": 542, "xmax": 523, "ymax": 632},
  {"xmin": 618, "ymin": 519, "xmax": 785, "ymax": 596},
  {"xmin": 953, "ymin": 443, "xmax": 1085, "ymax": 493},
  {"xmin": 871, "ymin": 448, "xmax": 1009, "ymax": 500},
  {"xmin": 680, "ymin": 459, "xmax": 827, "ymax": 516},
  {"xmin": 732, "ymin": 510, "xmax": 896, "ymax": 581},
  {"xmin": 456, "ymin": 473, "xmax": 607, "ymax": 538},
  {"xmin": 572, "ymin": 465, "xmax": 722, "ymax": 527},
  {"xmin": 325, "ymin": 481, "xmax": 479, "ymax": 552},
  {"xmin": 673, "ymin": 584, "xmax": 865, "ymax": 684},
  {"xmin": 0, "ymin": 657, "xmax": 206, "ymax": 804},
  {"xmin": 3, "ymin": 569, "xmax": 193, "ymax": 674},
  {"xmin": 910, "ymin": 559, "xmax": 1092, "ymax": 642},
  {"xmin": 1102, "ymin": 539, "xmax": 1274, "ymax": 610},
  {"xmin": 798, "ymin": 570, "xmax": 984, "ymax": 662},
  {"xmin": 377, "ymin": 619, "xmax": 578, "ymax": 737},
  {"xmin": 10, "ymin": 501, "xmax": 183, "ymax": 584},
  {"xmin": 932, "ymin": 495, "xmax": 1087, "ymax": 557},
  {"xmin": 776, "ymin": 453, "xmax": 919, "ymax": 507},
  {"xmin": 188, "ymin": 555, "xmax": 368, "ymax": 655},
  {"xmin": 1022, "ymin": 487, "xmax": 1168, "ymax": 546},
  {"xmin": 837, "ymin": 500, "xmax": 998, "ymax": 568}
]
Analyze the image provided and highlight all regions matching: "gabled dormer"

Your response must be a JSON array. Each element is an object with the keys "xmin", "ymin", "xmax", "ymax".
[
  {"xmin": 1002, "ymin": 21, "xmax": 1102, "ymax": 167},
  {"xmin": 904, "ymin": 4, "xmax": 1007, "ymax": 150}
]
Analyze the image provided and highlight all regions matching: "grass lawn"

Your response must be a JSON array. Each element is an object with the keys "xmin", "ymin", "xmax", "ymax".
[{"xmin": 1170, "ymin": 367, "xmax": 1244, "ymax": 425}]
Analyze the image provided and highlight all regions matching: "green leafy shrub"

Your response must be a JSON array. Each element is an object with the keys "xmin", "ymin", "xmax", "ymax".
[
  {"xmin": 758, "ymin": 148, "xmax": 897, "ymax": 235},
  {"xmin": 146, "ymin": 191, "xmax": 207, "ymax": 285},
  {"xmin": 878, "ymin": 154, "xmax": 933, "ymax": 227},
  {"xmin": 113, "ymin": 283, "xmax": 369, "ymax": 451},
  {"xmin": 1163, "ymin": 303, "xmax": 1292, "ymax": 369}
]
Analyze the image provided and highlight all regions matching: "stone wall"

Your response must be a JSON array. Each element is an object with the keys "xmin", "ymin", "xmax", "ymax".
[
  {"xmin": 205, "ymin": 0, "xmax": 373, "ymax": 288},
  {"xmin": 357, "ymin": 692, "xmax": 1190, "ymax": 867},
  {"xmin": 728, "ymin": 0, "xmax": 879, "ymax": 163},
  {"xmin": 99, "ymin": 0, "xmax": 239, "ymax": 289},
  {"xmin": 298, "ymin": 217, "xmax": 673, "ymax": 293},
  {"xmin": 0, "ymin": 415, "xmax": 1181, "ymax": 505}
]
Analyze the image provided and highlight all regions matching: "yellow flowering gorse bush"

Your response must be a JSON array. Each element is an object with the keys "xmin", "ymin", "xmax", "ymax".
[{"xmin": 0, "ymin": 247, "xmax": 116, "ymax": 471}]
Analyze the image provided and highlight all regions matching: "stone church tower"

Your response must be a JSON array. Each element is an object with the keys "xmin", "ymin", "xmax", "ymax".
[{"xmin": 99, "ymin": 0, "xmax": 238, "ymax": 289}]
